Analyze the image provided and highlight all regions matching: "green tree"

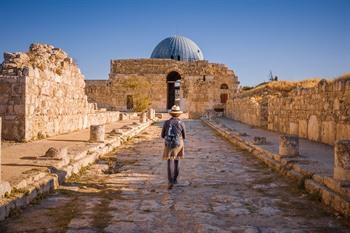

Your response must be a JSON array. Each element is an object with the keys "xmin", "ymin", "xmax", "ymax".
[{"xmin": 120, "ymin": 77, "xmax": 151, "ymax": 112}]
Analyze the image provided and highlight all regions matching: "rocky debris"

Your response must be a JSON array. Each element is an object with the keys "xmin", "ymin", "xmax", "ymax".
[
  {"xmin": 109, "ymin": 128, "xmax": 124, "ymax": 135},
  {"xmin": 43, "ymin": 147, "xmax": 68, "ymax": 159},
  {"xmin": 253, "ymin": 136, "xmax": 267, "ymax": 145},
  {"xmin": 334, "ymin": 140, "xmax": 350, "ymax": 181},
  {"xmin": 0, "ymin": 43, "xmax": 76, "ymax": 77},
  {"xmin": 279, "ymin": 134, "xmax": 299, "ymax": 157}
]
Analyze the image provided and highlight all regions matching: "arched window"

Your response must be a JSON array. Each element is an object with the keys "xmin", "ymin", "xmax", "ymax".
[{"xmin": 220, "ymin": 83, "xmax": 229, "ymax": 89}]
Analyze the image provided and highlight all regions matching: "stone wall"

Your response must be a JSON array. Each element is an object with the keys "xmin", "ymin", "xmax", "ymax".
[
  {"xmin": 226, "ymin": 77, "xmax": 350, "ymax": 145},
  {"xmin": 268, "ymin": 79, "xmax": 350, "ymax": 145},
  {"xmin": 0, "ymin": 75, "xmax": 26, "ymax": 140},
  {"xmin": 0, "ymin": 44, "xmax": 120, "ymax": 141},
  {"xmin": 226, "ymin": 96, "xmax": 268, "ymax": 128},
  {"xmin": 86, "ymin": 59, "xmax": 239, "ymax": 118}
]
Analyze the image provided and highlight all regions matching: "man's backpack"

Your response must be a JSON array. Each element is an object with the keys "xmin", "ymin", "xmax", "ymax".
[{"xmin": 165, "ymin": 123, "xmax": 180, "ymax": 149}]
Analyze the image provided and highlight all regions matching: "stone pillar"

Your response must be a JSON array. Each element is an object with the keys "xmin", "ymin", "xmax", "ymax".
[
  {"xmin": 279, "ymin": 135, "xmax": 299, "ymax": 156},
  {"xmin": 89, "ymin": 125, "xmax": 105, "ymax": 143},
  {"xmin": 147, "ymin": 108, "xmax": 155, "ymax": 120},
  {"xmin": 140, "ymin": 112, "xmax": 147, "ymax": 123},
  {"xmin": 334, "ymin": 140, "xmax": 350, "ymax": 181}
]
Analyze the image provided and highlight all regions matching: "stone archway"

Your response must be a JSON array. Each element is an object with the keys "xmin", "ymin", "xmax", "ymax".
[{"xmin": 166, "ymin": 71, "xmax": 181, "ymax": 109}]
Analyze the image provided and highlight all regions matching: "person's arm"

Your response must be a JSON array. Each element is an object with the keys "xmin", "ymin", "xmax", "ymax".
[
  {"xmin": 161, "ymin": 121, "xmax": 167, "ymax": 138},
  {"xmin": 181, "ymin": 122, "xmax": 186, "ymax": 139}
]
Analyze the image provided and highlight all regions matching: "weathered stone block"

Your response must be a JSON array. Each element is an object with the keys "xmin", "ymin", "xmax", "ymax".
[
  {"xmin": 253, "ymin": 136, "xmax": 267, "ymax": 145},
  {"xmin": 139, "ymin": 112, "xmax": 147, "ymax": 123},
  {"xmin": 298, "ymin": 120, "xmax": 307, "ymax": 138},
  {"xmin": 44, "ymin": 147, "xmax": 67, "ymax": 159},
  {"xmin": 155, "ymin": 113, "xmax": 163, "ymax": 119},
  {"xmin": 336, "ymin": 123, "xmax": 350, "ymax": 141},
  {"xmin": 334, "ymin": 140, "xmax": 350, "ymax": 181},
  {"xmin": 147, "ymin": 108, "xmax": 156, "ymax": 120},
  {"xmin": 289, "ymin": 122, "xmax": 299, "ymax": 135},
  {"xmin": 279, "ymin": 134, "xmax": 299, "ymax": 157},
  {"xmin": 321, "ymin": 121, "xmax": 336, "ymax": 145},
  {"xmin": 89, "ymin": 125, "xmax": 105, "ymax": 143},
  {"xmin": 308, "ymin": 115, "xmax": 319, "ymax": 141},
  {"xmin": 120, "ymin": 113, "xmax": 128, "ymax": 121}
]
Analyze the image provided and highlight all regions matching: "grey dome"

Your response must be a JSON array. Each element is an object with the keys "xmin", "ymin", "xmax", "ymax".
[{"xmin": 151, "ymin": 36, "xmax": 204, "ymax": 61}]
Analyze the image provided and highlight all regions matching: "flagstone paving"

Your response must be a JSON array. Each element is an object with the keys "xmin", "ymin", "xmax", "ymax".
[{"xmin": 0, "ymin": 120, "xmax": 349, "ymax": 233}]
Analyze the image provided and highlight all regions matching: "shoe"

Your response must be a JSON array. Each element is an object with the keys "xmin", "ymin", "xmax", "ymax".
[
  {"xmin": 173, "ymin": 179, "xmax": 178, "ymax": 184},
  {"xmin": 168, "ymin": 183, "xmax": 173, "ymax": 190}
]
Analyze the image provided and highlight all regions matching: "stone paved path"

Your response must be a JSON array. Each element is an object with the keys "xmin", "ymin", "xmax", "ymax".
[
  {"xmin": 216, "ymin": 118, "xmax": 334, "ymax": 176},
  {"xmin": 0, "ymin": 120, "xmax": 349, "ymax": 233}
]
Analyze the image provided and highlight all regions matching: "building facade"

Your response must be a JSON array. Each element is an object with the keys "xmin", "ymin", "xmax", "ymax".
[{"xmin": 85, "ymin": 36, "xmax": 239, "ymax": 118}]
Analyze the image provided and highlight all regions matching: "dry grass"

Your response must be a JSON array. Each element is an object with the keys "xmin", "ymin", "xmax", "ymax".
[
  {"xmin": 239, "ymin": 72, "xmax": 350, "ymax": 98},
  {"xmin": 334, "ymin": 72, "xmax": 350, "ymax": 82},
  {"xmin": 240, "ymin": 79, "xmax": 321, "ymax": 97}
]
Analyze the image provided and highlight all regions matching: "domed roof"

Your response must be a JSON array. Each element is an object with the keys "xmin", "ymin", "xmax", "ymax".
[{"xmin": 151, "ymin": 36, "xmax": 204, "ymax": 61}]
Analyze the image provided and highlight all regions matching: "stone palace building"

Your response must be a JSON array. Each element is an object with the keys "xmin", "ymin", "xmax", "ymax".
[{"xmin": 85, "ymin": 36, "xmax": 239, "ymax": 118}]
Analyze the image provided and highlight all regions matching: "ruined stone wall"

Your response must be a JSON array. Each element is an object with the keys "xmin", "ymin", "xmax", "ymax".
[
  {"xmin": 0, "ymin": 75, "xmax": 26, "ymax": 140},
  {"xmin": 268, "ymin": 79, "xmax": 350, "ymax": 145},
  {"xmin": 86, "ymin": 59, "xmax": 239, "ymax": 118},
  {"xmin": 0, "ymin": 44, "xmax": 120, "ymax": 141},
  {"xmin": 226, "ymin": 96, "xmax": 268, "ymax": 128},
  {"xmin": 226, "ymin": 77, "xmax": 350, "ymax": 145}
]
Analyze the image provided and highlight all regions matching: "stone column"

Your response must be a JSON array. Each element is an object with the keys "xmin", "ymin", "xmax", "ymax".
[
  {"xmin": 140, "ymin": 112, "xmax": 147, "ymax": 123},
  {"xmin": 147, "ymin": 108, "xmax": 155, "ymax": 120},
  {"xmin": 334, "ymin": 140, "xmax": 350, "ymax": 181},
  {"xmin": 89, "ymin": 125, "xmax": 105, "ymax": 143},
  {"xmin": 279, "ymin": 135, "xmax": 299, "ymax": 156}
]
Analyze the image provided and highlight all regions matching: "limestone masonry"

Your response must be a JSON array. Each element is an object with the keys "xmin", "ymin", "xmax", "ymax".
[
  {"xmin": 0, "ymin": 44, "xmax": 119, "ymax": 141},
  {"xmin": 86, "ymin": 59, "xmax": 239, "ymax": 118},
  {"xmin": 226, "ymin": 77, "xmax": 350, "ymax": 145}
]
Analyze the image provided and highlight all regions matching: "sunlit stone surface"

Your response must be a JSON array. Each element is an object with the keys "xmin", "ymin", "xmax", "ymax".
[{"xmin": 0, "ymin": 121, "xmax": 349, "ymax": 232}]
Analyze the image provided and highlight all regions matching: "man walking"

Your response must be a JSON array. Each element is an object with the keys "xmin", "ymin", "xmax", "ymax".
[{"xmin": 161, "ymin": 105, "xmax": 186, "ymax": 189}]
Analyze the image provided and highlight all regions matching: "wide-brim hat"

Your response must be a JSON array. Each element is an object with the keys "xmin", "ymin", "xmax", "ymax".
[{"xmin": 169, "ymin": 105, "xmax": 183, "ymax": 116}]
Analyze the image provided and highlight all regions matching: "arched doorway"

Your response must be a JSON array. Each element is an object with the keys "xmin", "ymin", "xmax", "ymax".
[{"xmin": 166, "ymin": 71, "xmax": 181, "ymax": 109}]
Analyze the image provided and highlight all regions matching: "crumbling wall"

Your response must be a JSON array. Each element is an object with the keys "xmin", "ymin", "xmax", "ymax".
[
  {"xmin": 268, "ymin": 79, "xmax": 350, "ymax": 145},
  {"xmin": 0, "ymin": 44, "xmax": 120, "ymax": 141},
  {"xmin": 226, "ymin": 96, "xmax": 268, "ymax": 128},
  {"xmin": 226, "ymin": 76, "xmax": 350, "ymax": 145}
]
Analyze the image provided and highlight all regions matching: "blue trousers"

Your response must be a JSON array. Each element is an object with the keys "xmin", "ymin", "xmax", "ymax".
[{"xmin": 167, "ymin": 160, "xmax": 179, "ymax": 184}]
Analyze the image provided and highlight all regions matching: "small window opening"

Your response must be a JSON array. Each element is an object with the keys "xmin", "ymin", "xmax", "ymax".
[
  {"xmin": 203, "ymin": 75, "xmax": 206, "ymax": 81},
  {"xmin": 220, "ymin": 83, "xmax": 229, "ymax": 89}
]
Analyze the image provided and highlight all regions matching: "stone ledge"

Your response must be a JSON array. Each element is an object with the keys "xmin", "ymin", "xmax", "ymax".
[
  {"xmin": 202, "ymin": 119, "xmax": 350, "ymax": 218},
  {"xmin": 0, "ymin": 120, "xmax": 153, "ymax": 221}
]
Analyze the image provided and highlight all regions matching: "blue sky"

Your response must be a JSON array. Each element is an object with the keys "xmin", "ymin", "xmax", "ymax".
[{"xmin": 0, "ymin": 0, "xmax": 349, "ymax": 86}]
